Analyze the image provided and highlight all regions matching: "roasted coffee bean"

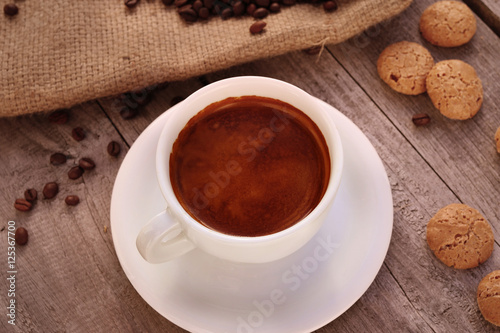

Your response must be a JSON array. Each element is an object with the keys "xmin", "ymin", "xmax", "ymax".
[
  {"xmin": 250, "ymin": 21, "xmax": 266, "ymax": 34},
  {"xmin": 4, "ymin": 3, "xmax": 18, "ymax": 16},
  {"xmin": 79, "ymin": 157, "xmax": 96, "ymax": 170},
  {"xmin": 174, "ymin": 0, "xmax": 189, "ymax": 7},
  {"xmin": 48, "ymin": 110, "xmax": 69, "ymax": 124},
  {"xmin": 50, "ymin": 152, "xmax": 67, "ymax": 165},
  {"xmin": 15, "ymin": 227, "xmax": 28, "ymax": 245},
  {"xmin": 269, "ymin": 2, "xmax": 280, "ymax": 12},
  {"xmin": 281, "ymin": 0, "xmax": 295, "ymax": 5},
  {"xmin": 107, "ymin": 141, "xmax": 121, "ymax": 157},
  {"xmin": 24, "ymin": 189, "xmax": 38, "ymax": 202},
  {"xmin": 14, "ymin": 199, "xmax": 32, "ymax": 212},
  {"xmin": 43, "ymin": 182, "xmax": 59, "ymax": 199},
  {"xmin": 72, "ymin": 127, "xmax": 86, "ymax": 141},
  {"xmin": 68, "ymin": 166, "xmax": 84, "ymax": 180},
  {"xmin": 232, "ymin": 1, "xmax": 245, "ymax": 16},
  {"xmin": 193, "ymin": 0, "xmax": 203, "ymax": 11},
  {"xmin": 220, "ymin": 7, "xmax": 233, "ymax": 19},
  {"xmin": 246, "ymin": 3, "xmax": 256, "ymax": 15},
  {"xmin": 198, "ymin": 7, "xmax": 210, "ymax": 19},
  {"xmin": 256, "ymin": 0, "xmax": 270, "ymax": 7},
  {"xmin": 323, "ymin": 0, "xmax": 338, "ymax": 11},
  {"xmin": 412, "ymin": 113, "xmax": 431, "ymax": 126},
  {"xmin": 65, "ymin": 195, "xmax": 80, "ymax": 206},
  {"xmin": 125, "ymin": 0, "xmax": 139, "ymax": 8},
  {"xmin": 178, "ymin": 5, "xmax": 197, "ymax": 22},
  {"xmin": 203, "ymin": 0, "xmax": 214, "ymax": 9},
  {"xmin": 162, "ymin": 0, "xmax": 174, "ymax": 5},
  {"xmin": 253, "ymin": 7, "xmax": 268, "ymax": 19}
]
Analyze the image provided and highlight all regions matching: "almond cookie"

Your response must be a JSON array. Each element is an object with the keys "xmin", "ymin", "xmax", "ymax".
[
  {"xmin": 377, "ymin": 41, "xmax": 434, "ymax": 95},
  {"xmin": 426, "ymin": 203, "xmax": 494, "ymax": 269},
  {"xmin": 420, "ymin": 1, "xmax": 477, "ymax": 47},
  {"xmin": 426, "ymin": 60, "xmax": 483, "ymax": 120},
  {"xmin": 477, "ymin": 270, "xmax": 500, "ymax": 326},
  {"xmin": 495, "ymin": 127, "xmax": 500, "ymax": 153}
]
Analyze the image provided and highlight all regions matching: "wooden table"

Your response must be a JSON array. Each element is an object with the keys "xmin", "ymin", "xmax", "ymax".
[{"xmin": 1, "ymin": 0, "xmax": 499, "ymax": 332}]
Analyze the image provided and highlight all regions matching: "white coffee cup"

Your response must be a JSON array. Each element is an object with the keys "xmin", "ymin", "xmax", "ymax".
[{"xmin": 136, "ymin": 76, "xmax": 343, "ymax": 264}]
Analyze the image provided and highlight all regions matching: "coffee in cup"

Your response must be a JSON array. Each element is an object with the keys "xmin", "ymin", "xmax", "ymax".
[{"xmin": 170, "ymin": 95, "xmax": 331, "ymax": 237}]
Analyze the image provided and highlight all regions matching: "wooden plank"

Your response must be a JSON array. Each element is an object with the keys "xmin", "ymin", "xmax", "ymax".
[
  {"xmin": 0, "ymin": 102, "xmax": 183, "ymax": 332},
  {"xmin": 203, "ymin": 45, "xmax": 498, "ymax": 331},
  {"xmin": 464, "ymin": 0, "xmax": 500, "ymax": 36}
]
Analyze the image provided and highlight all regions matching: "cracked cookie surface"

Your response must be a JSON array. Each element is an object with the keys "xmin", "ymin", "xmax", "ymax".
[
  {"xmin": 377, "ymin": 41, "xmax": 434, "ymax": 95},
  {"xmin": 420, "ymin": 1, "xmax": 477, "ymax": 47},
  {"xmin": 477, "ymin": 270, "xmax": 500, "ymax": 326},
  {"xmin": 426, "ymin": 59, "xmax": 483, "ymax": 120},
  {"xmin": 426, "ymin": 203, "xmax": 494, "ymax": 269}
]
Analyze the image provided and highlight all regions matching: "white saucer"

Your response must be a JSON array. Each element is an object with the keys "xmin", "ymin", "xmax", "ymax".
[{"xmin": 110, "ymin": 99, "xmax": 393, "ymax": 333}]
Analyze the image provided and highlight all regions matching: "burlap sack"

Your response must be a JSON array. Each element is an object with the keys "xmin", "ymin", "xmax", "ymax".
[{"xmin": 0, "ymin": 0, "xmax": 412, "ymax": 117}]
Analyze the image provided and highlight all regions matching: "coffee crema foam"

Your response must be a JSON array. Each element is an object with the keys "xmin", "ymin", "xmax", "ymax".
[{"xmin": 170, "ymin": 96, "xmax": 330, "ymax": 237}]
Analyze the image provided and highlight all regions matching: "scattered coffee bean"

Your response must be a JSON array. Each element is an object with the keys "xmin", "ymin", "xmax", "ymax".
[
  {"xmin": 78, "ymin": 157, "xmax": 96, "ymax": 170},
  {"xmin": 269, "ymin": 2, "xmax": 280, "ymax": 12},
  {"xmin": 220, "ymin": 7, "xmax": 233, "ymax": 20},
  {"xmin": 250, "ymin": 21, "xmax": 266, "ymax": 34},
  {"xmin": 14, "ymin": 199, "xmax": 32, "ymax": 212},
  {"xmin": 24, "ymin": 189, "xmax": 38, "ymax": 202},
  {"xmin": 178, "ymin": 5, "xmax": 198, "ymax": 22},
  {"xmin": 412, "ymin": 113, "xmax": 431, "ymax": 126},
  {"xmin": 3, "ymin": 3, "xmax": 18, "ymax": 16},
  {"xmin": 65, "ymin": 195, "xmax": 80, "ymax": 206},
  {"xmin": 233, "ymin": 1, "xmax": 245, "ymax": 16},
  {"xmin": 256, "ymin": 0, "xmax": 270, "ymax": 7},
  {"xmin": 120, "ymin": 106, "xmax": 138, "ymax": 120},
  {"xmin": 107, "ymin": 141, "xmax": 121, "ymax": 157},
  {"xmin": 72, "ymin": 127, "xmax": 86, "ymax": 141},
  {"xmin": 282, "ymin": 0, "xmax": 296, "ymax": 6},
  {"xmin": 125, "ymin": 0, "xmax": 140, "ymax": 8},
  {"xmin": 253, "ymin": 7, "xmax": 269, "ymax": 19},
  {"xmin": 15, "ymin": 227, "xmax": 28, "ymax": 245},
  {"xmin": 50, "ymin": 152, "xmax": 67, "ymax": 165},
  {"xmin": 246, "ymin": 3, "xmax": 256, "ymax": 15},
  {"xmin": 48, "ymin": 110, "xmax": 69, "ymax": 125},
  {"xmin": 198, "ymin": 7, "xmax": 210, "ymax": 19},
  {"xmin": 68, "ymin": 166, "xmax": 84, "ymax": 180},
  {"xmin": 323, "ymin": 0, "xmax": 338, "ymax": 11},
  {"xmin": 43, "ymin": 182, "xmax": 59, "ymax": 199}
]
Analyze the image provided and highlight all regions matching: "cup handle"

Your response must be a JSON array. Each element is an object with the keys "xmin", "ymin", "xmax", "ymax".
[{"xmin": 136, "ymin": 210, "xmax": 195, "ymax": 263}]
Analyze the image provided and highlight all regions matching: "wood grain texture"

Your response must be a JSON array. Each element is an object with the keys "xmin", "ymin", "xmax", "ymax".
[
  {"xmin": 1, "ymin": 0, "xmax": 500, "ymax": 332},
  {"xmin": 464, "ymin": 0, "xmax": 500, "ymax": 36}
]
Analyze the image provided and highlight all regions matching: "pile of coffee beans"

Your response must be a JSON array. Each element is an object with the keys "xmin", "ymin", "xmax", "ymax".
[
  {"xmin": 124, "ymin": 0, "xmax": 338, "ymax": 34},
  {"xmin": 13, "ymin": 109, "xmax": 122, "ymax": 213}
]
